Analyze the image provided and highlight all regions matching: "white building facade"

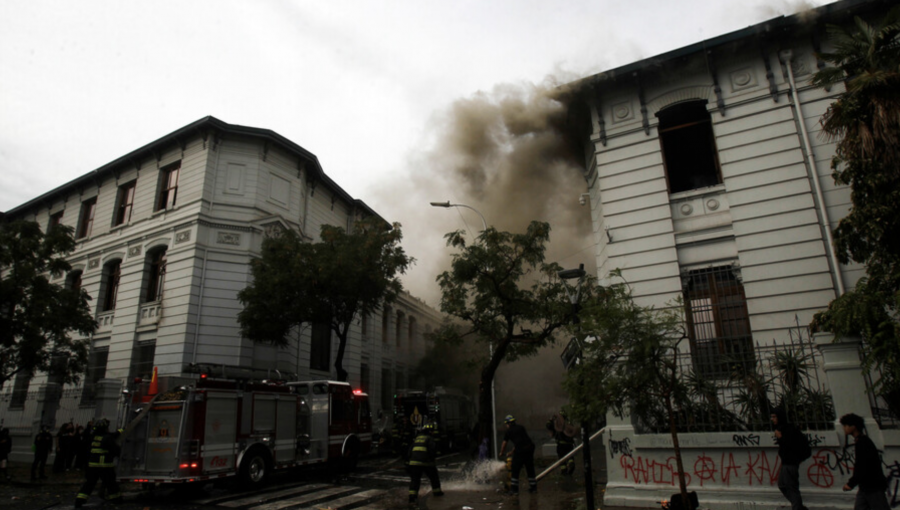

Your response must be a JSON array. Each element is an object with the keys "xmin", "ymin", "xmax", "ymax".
[
  {"xmin": 0, "ymin": 117, "xmax": 442, "ymax": 457},
  {"xmin": 565, "ymin": 0, "xmax": 899, "ymax": 508}
]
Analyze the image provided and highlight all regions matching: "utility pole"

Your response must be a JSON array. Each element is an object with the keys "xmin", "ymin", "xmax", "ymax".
[{"xmin": 558, "ymin": 263, "xmax": 595, "ymax": 510}]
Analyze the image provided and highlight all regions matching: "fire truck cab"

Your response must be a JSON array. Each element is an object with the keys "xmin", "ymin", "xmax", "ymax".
[{"xmin": 117, "ymin": 364, "xmax": 371, "ymax": 487}]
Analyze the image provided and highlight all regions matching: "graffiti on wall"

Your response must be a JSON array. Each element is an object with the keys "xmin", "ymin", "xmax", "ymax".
[{"xmin": 612, "ymin": 445, "xmax": 900, "ymax": 506}]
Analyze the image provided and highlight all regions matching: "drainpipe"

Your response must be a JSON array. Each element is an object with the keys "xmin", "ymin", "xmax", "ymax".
[
  {"xmin": 780, "ymin": 50, "xmax": 845, "ymax": 296},
  {"xmin": 190, "ymin": 248, "xmax": 210, "ymax": 364}
]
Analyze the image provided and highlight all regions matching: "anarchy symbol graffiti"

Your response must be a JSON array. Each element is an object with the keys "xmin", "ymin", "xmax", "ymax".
[
  {"xmin": 694, "ymin": 455, "xmax": 717, "ymax": 486},
  {"xmin": 808, "ymin": 461, "xmax": 834, "ymax": 488}
]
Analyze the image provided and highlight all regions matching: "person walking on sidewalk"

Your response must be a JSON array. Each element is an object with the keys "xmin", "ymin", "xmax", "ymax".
[
  {"xmin": 0, "ymin": 428, "xmax": 11, "ymax": 481},
  {"xmin": 840, "ymin": 413, "xmax": 890, "ymax": 510},
  {"xmin": 407, "ymin": 423, "xmax": 444, "ymax": 506},
  {"xmin": 771, "ymin": 407, "xmax": 811, "ymax": 510},
  {"xmin": 74, "ymin": 418, "xmax": 123, "ymax": 508},
  {"xmin": 499, "ymin": 414, "xmax": 537, "ymax": 494},
  {"xmin": 31, "ymin": 425, "xmax": 53, "ymax": 481}
]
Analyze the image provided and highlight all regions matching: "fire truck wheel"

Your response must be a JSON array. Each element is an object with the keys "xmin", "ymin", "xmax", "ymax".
[
  {"xmin": 239, "ymin": 447, "xmax": 271, "ymax": 487},
  {"xmin": 340, "ymin": 435, "xmax": 361, "ymax": 470}
]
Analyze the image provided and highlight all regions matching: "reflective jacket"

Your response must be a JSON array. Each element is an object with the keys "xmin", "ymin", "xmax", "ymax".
[
  {"xmin": 407, "ymin": 432, "xmax": 436, "ymax": 467},
  {"xmin": 88, "ymin": 431, "xmax": 121, "ymax": 468}
]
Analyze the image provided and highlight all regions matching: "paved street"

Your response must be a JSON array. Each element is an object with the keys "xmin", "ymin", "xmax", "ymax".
[{"xmin": 0, "ymin": 452, "xmax": 623, "ymax": 510}]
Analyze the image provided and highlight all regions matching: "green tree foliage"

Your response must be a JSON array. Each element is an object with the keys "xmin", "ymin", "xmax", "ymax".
[
  {"xmin": 238, "ymin": 218, "xmax": 412, "ymax": 382},
  {"xmin": 410, "ymin": 329, "xmax": 479, "ymax": 396},
  {"xmin": 0, "ymin": 221, "xmax": 96, "ymax": 386},
  {"xmin": 433, "ymin": 221, "xmax": 573, "ymax": 451},
  {"xmin": 563, "ymin": 273, "xmax": 692, "ymax": 507},
  {"xmin": 810, "ymin": 7, "xmax": 900, "ymax": 406}
]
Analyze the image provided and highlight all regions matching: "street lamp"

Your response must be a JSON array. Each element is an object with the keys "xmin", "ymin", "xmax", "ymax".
[
  {"xmin": 430, "ymin": 200, "xmax": 497, "ymax": 458},
  {"xmin": 429, "ymin": 201, "xmax": 488, "ymax": 233},
  {"xmin": 558, "ymin": 263, "xmax": 595, "ymax": 510}
]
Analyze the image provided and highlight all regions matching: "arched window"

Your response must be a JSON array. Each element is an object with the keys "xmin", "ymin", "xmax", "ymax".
[
  {"xmin": 656, "ymin": 100, "xmax": 722, "ymax": 194},
  {"xmin": 145, "ymin": 248, "xmax": 167, "ymax": 302},
  {"xmin": 66, "ymin": 270, "xmax": 83, "ymax": 293},
  {"xmin": 101, "ymin": 260, "xmax": 122, "ymax": 312}
]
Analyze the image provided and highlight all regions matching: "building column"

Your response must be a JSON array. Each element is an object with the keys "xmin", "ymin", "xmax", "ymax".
[
  {"xmin": 94, "ymin": 378, "xmax": 123, "ymax": 424},
  {"xmin": 813, "ymin": 333, "xmax": 880, "ymax": 443}
]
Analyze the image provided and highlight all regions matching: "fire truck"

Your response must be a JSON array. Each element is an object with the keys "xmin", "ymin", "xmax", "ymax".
[
  {"xmin": 392, "ymin": 387, "xmax": 475, "ymax": 454},
  {"xmin": 117, "ymin": 364, "xmax": 371, "ymax": 486}
]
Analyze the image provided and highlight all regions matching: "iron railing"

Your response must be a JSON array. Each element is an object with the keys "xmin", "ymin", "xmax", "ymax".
[{"xmin": 635, "ymin": 326, "xmax": 835, "ymax": 434}]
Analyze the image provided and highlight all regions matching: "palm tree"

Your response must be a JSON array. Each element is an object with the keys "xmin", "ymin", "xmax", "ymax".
[{"xmin": 812, "ymin": 6, "xmax": 900, "ymax": 170}]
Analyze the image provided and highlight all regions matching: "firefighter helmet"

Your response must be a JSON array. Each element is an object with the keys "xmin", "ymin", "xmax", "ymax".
[
  {"xmin": 94, "ymin": 418, "xmax": 110, "ymax": 433},
  {"xmin": 424, "ymin": 423, "xmax": 436, "ymax": 431},
  {"xmin": 504, "ymin": 414, "xmax": 515, "ymax": 424}
]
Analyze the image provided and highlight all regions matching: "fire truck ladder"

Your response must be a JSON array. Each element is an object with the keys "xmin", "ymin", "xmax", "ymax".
[{"xmin": 184, "ymin": 362, "xmax": 297, "ymax": 382}]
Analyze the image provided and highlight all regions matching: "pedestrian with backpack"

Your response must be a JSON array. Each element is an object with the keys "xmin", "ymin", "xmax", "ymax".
[
  {"xmin": 840, "ymin": 413, "xmax": 890, "ymax": 510},
  {"xmin": 771, "ymin": 407, "xmax": 812, "ymax": 510}
]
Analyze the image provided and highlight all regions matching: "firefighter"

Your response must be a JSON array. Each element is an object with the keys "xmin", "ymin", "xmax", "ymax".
[
  {"xmin": 498, "ymin": 414, "xmax": 536, "ymax": 494},
  {"xmin": 407, "ymin": 423, "xmax": 444, "ymax": 505},
  {"xmin": 74, "ymin": 419, "xmax": 122, "ymax": 508},
  {"xmin": 546, "ymin": 410, "xmax": 576, "ymax": 475}
]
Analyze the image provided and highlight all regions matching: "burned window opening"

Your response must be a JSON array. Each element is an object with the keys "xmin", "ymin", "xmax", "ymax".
[{"xmin": 657, "ymin": 100, "xmax": 722, "ymax": 194}]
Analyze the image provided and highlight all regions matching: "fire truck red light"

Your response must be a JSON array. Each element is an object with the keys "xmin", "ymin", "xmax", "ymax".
[
  {"xmin": 190, "ymin": 463, "xmax": 198, "ymax": 468},
  {"xmin": 179, "ymin": 463, "xmax": 189, "ymax": 469},
  {"xmin": 200, "ymin": 373, "xmax": 208, "ymax": 379},
  {"xmin": 353, "ymin": 389, "xmax": 362, "ymax": 395}
]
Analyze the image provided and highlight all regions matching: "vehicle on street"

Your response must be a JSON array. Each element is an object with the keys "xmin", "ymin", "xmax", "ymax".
[{"xmin": 117, "ymin": 364, "xmax": 371, "ymax": 487}]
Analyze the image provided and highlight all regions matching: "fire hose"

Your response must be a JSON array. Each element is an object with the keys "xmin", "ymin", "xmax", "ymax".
[{"xmin": 535, "ymin": 426, "xmax": 607, "ymax": 482}]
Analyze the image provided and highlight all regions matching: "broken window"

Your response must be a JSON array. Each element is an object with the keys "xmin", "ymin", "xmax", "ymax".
[
  {"xmin": 657, "ymin": 100, "xmax": 722, "ymax": 194},
  {"xmin": 683, "ymin": 265, "xmax": 753, "ymax": 379}
]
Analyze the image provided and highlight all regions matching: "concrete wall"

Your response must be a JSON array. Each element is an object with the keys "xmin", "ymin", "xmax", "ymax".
[{"xmin": 601, "ymin": 335, "xmax": 900, "ymax": 510}]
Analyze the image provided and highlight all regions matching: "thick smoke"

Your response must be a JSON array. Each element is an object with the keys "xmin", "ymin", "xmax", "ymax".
[
  {"xmin": 378, "ymin": 77, "xmax": 596, "ymax": 307},
  {"xmin": 373, "ymin": 76, "xmax": 595, "ymax": 433}
]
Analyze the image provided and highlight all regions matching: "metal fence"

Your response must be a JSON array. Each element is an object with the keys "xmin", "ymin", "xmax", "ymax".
[
  {"xmin": 635, "ymin": 327, "xmax": 836, "ymax": 434},
  {"xmin": 0, "ymin": 387, "xmax": 96, "ymax": 433}
]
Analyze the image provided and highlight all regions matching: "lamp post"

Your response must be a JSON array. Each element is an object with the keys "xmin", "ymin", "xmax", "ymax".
[
  {"xmin": 558, "ymin": 263, "xmax": 595, "ymax": 510},
  {"xmin": 430, "ymin": 200, "xmax": 497, "ymax": 458}
]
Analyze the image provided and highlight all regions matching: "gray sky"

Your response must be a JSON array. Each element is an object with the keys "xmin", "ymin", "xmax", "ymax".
[{"xmin": 0, "ymin": 0, "xmax": 827, "ymax": 302}]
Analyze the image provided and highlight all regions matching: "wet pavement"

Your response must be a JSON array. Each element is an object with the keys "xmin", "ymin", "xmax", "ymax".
[{"xmin": 0, "ymin": 455, "xmax": 645, "ymax": 510}]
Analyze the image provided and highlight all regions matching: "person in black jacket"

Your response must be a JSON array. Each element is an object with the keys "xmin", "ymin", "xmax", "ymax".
[
  {"xmin": 32, "ymin": 425, "xmax": 53, "ymax": 481},
  {"xmin": 499, "ymin": 414, "xmax": 537, "ymax": 495},
  {"xmin": 0, "ymin": 427, "xmax": 11, "ymax": 481},
  {"xmin": 771, "ymin": 408, "xmax": 808, "ymax": 510},
  {"xmin": 840, "ymin": 413, "xmax": 890, "ymax": 510},
  {"xmin": 407, "ymin": 423, "xmax": 444, "ymax": 505},
  {"xmin": 546, "ymin": 410, "xmax": 576, "ymax": 476}
]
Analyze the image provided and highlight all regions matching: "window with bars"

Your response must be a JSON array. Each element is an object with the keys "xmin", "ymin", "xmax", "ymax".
[
  {"xmin": 683, "ymin": 265, "xmax": 753, "ymax": 378},
  {"xmin": 114, "ymin": 181, "xmax": 136, "ymax": 226},
  {"xmin": 101, "ymin": 260, "xmax": 122, "ymax": 312},
  {"xmin": 145, "ymin": 248, "xmax": 167, "ymax": 302},
  {"xmin": 80, "ymin": 347, "xmax": 108, "ymax": 405},
  {"xmin": 156, "ymin": 162, "xmax": 180, "ymax": 211},
  {"xmin": 310, "ymin": 320, "xmax": 331, "ymax": 372},
  {"xmin": 77, "ymin": 197, "xmax": 97, "ymax": 239},
  {"xmin": 9, "ymin": 371, "xmax": 32, "ymax": 409},
  {"xmin": 381, "ymin": 307, "xmax": 390, "ymax": 344},
  {"xmin": 657, "ymin": 100, "xmax": 722, "ymax": 194},
  {"xmin": 130, "ymin": 342, "xmax": 156, "ymax": 381}
]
